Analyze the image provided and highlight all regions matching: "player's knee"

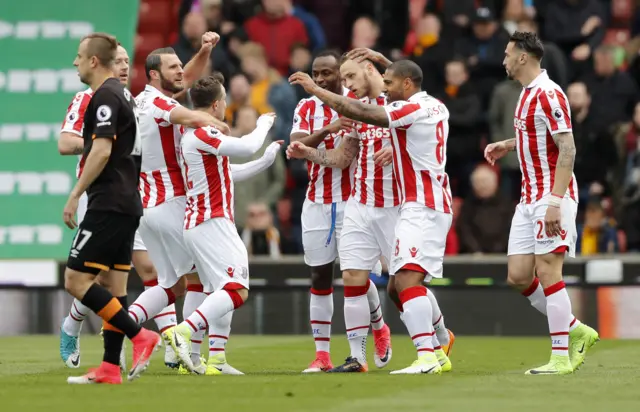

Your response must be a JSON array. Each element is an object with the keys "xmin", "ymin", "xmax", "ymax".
[
  {"xmin": 506, "ymin": 269, "xmax": 533, "ymax": 289},
  {"xmin": 64, "ymin": 269, "xmax": 91, "ymax": 297},
  {"xmin": 341, "ymin": 269, "xmax": 368, "ymax": 285},
  {"xmin": 310, "ymin": 263, "xmax": 334, "ymax": 290},
  {"xmin": 223, "ymin": 285, "xmax": 248, "ymax": 308}
]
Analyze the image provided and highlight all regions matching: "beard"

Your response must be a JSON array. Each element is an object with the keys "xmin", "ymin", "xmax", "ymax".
[{"xmin": 159, "ymin": 72, "xmax": 184, "ymax": 94}]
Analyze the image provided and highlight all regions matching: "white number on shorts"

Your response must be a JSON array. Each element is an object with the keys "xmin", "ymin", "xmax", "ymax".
[{"xmin": 72, "ymin": 229, "xmax": 93, "ymax": 251}]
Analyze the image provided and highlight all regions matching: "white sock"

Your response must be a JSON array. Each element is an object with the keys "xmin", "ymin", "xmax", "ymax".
[
  {"xmin": 545, "ymin": 281, "xmax": 572, "ymax": 357},
  {"xmin": 344, "ymin": 286, "xmax": 370, "ymax": 365},
  {"xmin": 153, "ymin": 304, "xmax": 177, "ymax": 334},
  {"xmin": 209, "ymin": 311, "xmax": 233, "ymax": 359},
  {"xmin": 128, "ymin": 285, "xmax": 172, "ymax": 324},
  {"xmin": 366, "ymin": 280, "xmax": 385, "ymax": 331},
  {"xmin": 310, "ymin": 288, "xmax": 333, "ymax": 353},
  {"xmin": 400, "ymin": 286, "xmax": 434, "ymax": 356},
  {"xmin": 523, "ymin": 277, "xmax": 581, "ymax": 332},
  {"xmin": 183, "ymin": 290, "xmax": 236, "ymax": 332},
  {"xmin": 426, "ymin": 288, "xmax": 449, "ymax": 347},
  {"xmin": 183, "ymin": 288, "xmax": 208, "ymax": 362},
  {"xmin": 62, "ymin": 299, "xmax": 89, "ymax": 336}
]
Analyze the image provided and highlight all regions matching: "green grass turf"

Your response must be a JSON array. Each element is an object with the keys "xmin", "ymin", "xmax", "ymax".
[{"xmin": 0, "ymin": 335, "xmax": 638, "ymax": 411}]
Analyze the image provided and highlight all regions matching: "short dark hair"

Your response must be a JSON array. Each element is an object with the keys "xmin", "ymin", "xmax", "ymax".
[
  {"xmin": 314, "ymin": 49, "xmax": 341, "ymax": 64},
  {"xmin": 81, "ymin": 32, "xmax": 118, "ymax": 67},
  {"xmin": 190, "ymin": 72, "xmax": 226, "ymax": 109},
  {"xmin": 446, "ymin": 58, "xmax": 468, "ymax": 73},
  {"xmin": 388, "ymin": 60, "xmax": 423, "ymax": 87},
  {"xmin": 145, "ymin": 47, "xmax": 177, "ymax": 80},
  {"xmin": 510, "ymin": 31, "xmax": 544, "ymax": 61}
]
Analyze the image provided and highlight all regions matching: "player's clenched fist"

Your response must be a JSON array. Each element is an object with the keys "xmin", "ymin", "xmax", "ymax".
[
  {"xmin": 289, "ymin": 72, "xmax": 317, "ymax": 94},
  {"xmin": 201, "ymin": 32, "xmax": 220, "ymax": 50},
  {"xmin": 286, "ymin": 141, "xmax": 311, "ymax": 160},
  {"xmin": 484, "ymin": 141, "xmax": 509, "ymax": 166}
]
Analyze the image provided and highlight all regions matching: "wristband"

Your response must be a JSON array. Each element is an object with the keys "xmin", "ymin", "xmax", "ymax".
[{"xmin": 549, "ymin": 193, "xmax": 562, "ymax": 208}]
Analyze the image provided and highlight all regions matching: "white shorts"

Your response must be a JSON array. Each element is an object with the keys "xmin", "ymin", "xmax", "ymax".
[
  {"xmin": 183, "ymin": 217, "xmax": 249, "ymax": 292},
  {"xmin": 138, "ymin": 196, "xmax": 195, "ymax": 288},
  {"xmin": 301, "ymin": 199, "xmax": 346, "ymax": 267},
  {"xmin": 79, "ymin": 193, "xmax": 147, "ymax": 253},
  {"xmin": 339, "ymin": 197, "xmax": 399, "ymax": 271},
  {"xmin": 508, "ymin": 196, "xmax": 578, "ymax": 257},
  {"xmin": 389, "ymin": 203, "xmax": 452, "ymax": 279}
]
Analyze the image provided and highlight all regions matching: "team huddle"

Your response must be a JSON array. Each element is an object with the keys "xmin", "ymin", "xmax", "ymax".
[{"xmin": 58, "ymin": 30, "xmax": 599, "ymax": 384}]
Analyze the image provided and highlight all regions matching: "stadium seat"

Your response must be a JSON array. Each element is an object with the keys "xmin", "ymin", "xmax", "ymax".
[
  {"xmin": 135, "ymin": 33, "xmax": 165, "ymax": 64},
  {"xmin": 611, "ymin": 0, "xmax": 633, "ymax": 25},
  {"xmin": 131, "ymin": 63, "xmax": 147, "ymax": 96},
  {"xmin": 137, "ymin": 0, "xmax": 173, "ymax": 34}
]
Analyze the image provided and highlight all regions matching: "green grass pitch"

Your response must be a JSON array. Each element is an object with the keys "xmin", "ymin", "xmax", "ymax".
[{"xmin": 1, "ymin": 335, "xmax": 639, "ymax": 411}]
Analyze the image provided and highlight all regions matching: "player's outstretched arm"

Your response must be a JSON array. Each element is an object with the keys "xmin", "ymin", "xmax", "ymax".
[
  {"xmin": 216, "ymin": 113, "xmax": 276, "ymax": 157},
  {"xmin": 58, "ymin": 132, "xmax": 84, "ymax": 155},
  {"xmin": 173, "ymin": 31, "xmax": 220, "ymax": 102},
  {"xmin": 231, "ymin": 140, "xmax": 284, "ymax": 182},
  {"xmin": 550, "ymin": 132, "xmax": 576, "ymax": 196},
  {"xmin": 287, "ymin": 134, "xmax": 359, "ymax": 169},
  {"xmin": 291, "ymin": 118, "xmax": 356, "ymax": 148},
  {"xmin": 289, "ymin": 72, "xmax": 389, "ymax": 127},
  {"xmin": 170, "ymin": 106, "xmax": 230, "ymax": 133}
]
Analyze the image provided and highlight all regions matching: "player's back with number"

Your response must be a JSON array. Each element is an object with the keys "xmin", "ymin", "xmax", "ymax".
[
  {"xmin": 82, "ymin": 77, "xmax": 141, "ymax": 216},
  {"xmin": 385, "ymin": 92, "xmax": 452, "ymax": 212}
]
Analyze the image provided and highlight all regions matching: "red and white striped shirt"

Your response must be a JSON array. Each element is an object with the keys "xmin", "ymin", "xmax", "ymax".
[
  {"xmin": 351, "ymin": 95, "xmax": 400, "ymax": 207},
  {"xmin": 135, "ymin": 85, "xmax": 186, "ymax": 208},
  {"xmin": 60, "ymin": 88, "xmax": 92, "ymax": 178},
  {"xmin": 383, "ymin": 92, "xmax": 453, "ymax": 213},
  {"xmin": 291, "ymin": 88, "xmax": 355, "ymax": 204},
  {"xmin": 180, "ymin": 126, "xmax": 234, "ymax": 229},
  {"xmin": 513, "ymin": 70, "xmax": 578, "ymax": 204}
]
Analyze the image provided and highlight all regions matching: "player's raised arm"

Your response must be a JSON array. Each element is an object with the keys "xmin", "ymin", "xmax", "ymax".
[
  {"xmin": 289, "ymin": 72, "xmax": 390, "ymax": 127},
  {"xmin": 231, "ymin": 140, "xmax": 284, "ymax": 182},
  {"xmin": 173, "ymin": 31, "xmax": 220, "ymax": 102}
]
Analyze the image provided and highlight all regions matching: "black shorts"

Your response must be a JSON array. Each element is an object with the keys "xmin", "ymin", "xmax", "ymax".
[{"xmin": 66, "ymin": 210, "xmax": 140, "ymax": 275}]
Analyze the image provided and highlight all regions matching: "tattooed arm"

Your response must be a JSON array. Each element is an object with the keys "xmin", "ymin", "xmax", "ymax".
[
  {"xmin": 312, "ymin": 87, "xmax": 390, "ymax": 127},
  {"xmin": 550, "ymin": 132, "xmax": 576, "ymax": 196},
  {"xmin": 304, "ymin": 135, "xmax": 360, "ymax": 169}
]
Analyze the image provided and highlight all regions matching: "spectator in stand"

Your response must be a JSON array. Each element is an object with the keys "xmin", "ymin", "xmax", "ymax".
[
  {"xmin": 488, "ymin": 77, "xmax": 521, "ymax": 201},
  {"xmin": 576, "ymin": 200, "xmax": 619, "ymax": 255},
  {"xmin": 406, "ymin": 13, "xmax": 453, "ymax": 95},
  {"xmin": 613, "ymin": 103, "xmax": 640, "ymax": 209},
  {"xmin": 196, "ymin": 0, "xmax": 237, "ymax": 37},
  {"xmin": 454, "ymin": 7, "xmax": 510, "ymax": 108},
  {"xmin": 436, "ymin": 59, "xmax": 482, "ymax": 197},
  {"xmin": 225, "ymin": 73, "xmax": 251, "ymax": 127},
  {"xmin": 241, "ymin": 202, "xmax": 282, "ymax": 258},
  {"xmin": 350, "ymin": 16, "xmax": 380, "ymax": 51},
  {"xmin": 244, "ymin": 0, "xmax": 309, "ymax": 76},
  {"xmin": 230, "ymin": 105, "xmax": 286, "ymax": 232},
  {"xmin": 179, "ymin": 0, "xmax": 261, "ymax": 30},
  {"xmin": 294, "ymin": 0, "xmax": 350, "ymax": 50},
  {"xmin": 621, "ymin": 154, "xmax": 640, "ymax": 252},
  {"xmin": 224, "ymin": 27, "xmax": 249, "ymax": 71},
  {"xmin": 567, "ymin": 82, "xmax": 618, "ymax": 206},
  {"xmin": 425, "ymin": 0, "xmax": 480, "ymax": 39},
  {"xmin": 580, "ymin": 45, "xmax": 640, "ymax": 134},
  {"xmin": 542, "ymin": 0, "xmax": 605, "ymax": 80},
  {"xmin": 288, "ymin": 43, "xmax": 312, "ymax": 102},
  {"xmin": 457, "ymin": 165, "xmax": 512, "ymax": 254},
  {"xmin": 173, "ymin": 11, "xmax": 234, "ymax": 82},
  {"xmin": 238, "ymin": 41, "xmax": 296, "ymax": 142},
  {"xmin": 282, "ymin": 0, "xmax": 326, "ymax": 52},
  {"xmin": 517, "ymin": 19, "xmax": 569, "ymax": 89}
]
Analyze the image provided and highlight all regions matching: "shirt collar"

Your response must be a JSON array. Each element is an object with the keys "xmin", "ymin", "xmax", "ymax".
[
  {"xmin": 526, "ymin": 70, "xmax": 549, "ymax": 89},
  {"xmin": 408, "ymin": 91, "xmax": 428, "ymax": 102}
]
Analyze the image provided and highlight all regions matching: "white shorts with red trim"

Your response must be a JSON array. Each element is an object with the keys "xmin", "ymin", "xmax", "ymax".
[
  {"xmin": 79, "ymin": 193, "xmax": 147, "ymax": 253},
  {"xmin": 301, "ymin": 199, "xmax": 346, "ymax": 267},
  {"xmin": 339, "ymin": 197, "xmax": 399, "ymax": 271},
  {"xmin": 138, "ymin": 196, "xmax": 195, "ymax": 288},
  {"xmin": 183, "ymin": 217, "xmax": 249, "ymax": 292},
  {"xmin": 389, "ymin": 203, "xmax": 452, "ymax": 279},
  {"xmin": 507, "ymin": 195, "xmax": 578, "ymax": 257}
]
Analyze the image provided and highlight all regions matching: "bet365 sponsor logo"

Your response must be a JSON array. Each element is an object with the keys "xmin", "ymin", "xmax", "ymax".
[
  {"xmin": 0, "ymin": 21, "xmax": 93, "ymax": 39},
  {"xmin": 0, "ymin": 70, "xmax": 83, "ymax": 93}
]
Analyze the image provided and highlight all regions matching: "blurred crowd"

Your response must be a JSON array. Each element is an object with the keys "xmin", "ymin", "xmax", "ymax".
[{"xmin": 153, "ymin": 0, "xmax": 640, "ymax": 256}]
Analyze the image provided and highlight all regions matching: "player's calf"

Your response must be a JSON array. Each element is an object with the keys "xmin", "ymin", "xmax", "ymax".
[{"xmin": 304, "ymin": 263, "xmax": 335, "ymax": 373}]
